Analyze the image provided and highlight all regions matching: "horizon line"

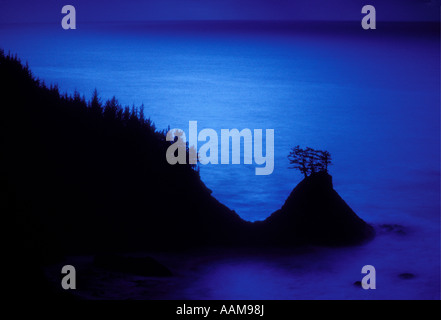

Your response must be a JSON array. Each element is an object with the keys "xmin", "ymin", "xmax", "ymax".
[{"xmin": 0, "ymin": 19, "xmax": 439, "ymax": 25}]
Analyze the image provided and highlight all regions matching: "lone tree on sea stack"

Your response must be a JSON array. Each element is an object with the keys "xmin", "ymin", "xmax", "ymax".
[{"xmin": 288, "ymin": 146, "xmax": 332, "ymax": 178}]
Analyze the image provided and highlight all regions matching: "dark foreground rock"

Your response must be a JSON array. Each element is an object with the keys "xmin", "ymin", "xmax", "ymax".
[
  {"xmin": 398, "ymin": 273, "xmax": 415, "ymax": 280},
  {"xmin": 93, "ymin": 254, "xmax": 172, "ymax": 276},
  {"xmin": 253, "ymin": 172, "xmax": 375, "ymax": 246},
  {"xmin": 378, "ymin": 224, "xmax": 406, "ymax": 235}
]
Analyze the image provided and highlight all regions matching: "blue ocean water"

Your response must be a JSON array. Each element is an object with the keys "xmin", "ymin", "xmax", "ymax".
[{"xmin": 2, "ymin": 21, "xmax": 439, "ymax": 299}]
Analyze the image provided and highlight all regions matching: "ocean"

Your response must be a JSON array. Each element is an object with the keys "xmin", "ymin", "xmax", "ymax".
[{"xmin": 1, "ymin": 21, "xmax": 439, "ymax": 299}]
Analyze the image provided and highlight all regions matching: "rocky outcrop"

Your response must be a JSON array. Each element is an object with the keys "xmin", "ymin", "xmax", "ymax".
[
  {"xmin": 253, "ymin": 172, "xmax": 374, "ymax": 246},
  {"xmin": 93, "ymin": 254, "xmax": 172, "ymax": 276}
]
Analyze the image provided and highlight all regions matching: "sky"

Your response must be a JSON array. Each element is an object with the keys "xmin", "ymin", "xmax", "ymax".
[{"xmin": 0, "ymin": 0, "xmax": 439, "ymax": 23}]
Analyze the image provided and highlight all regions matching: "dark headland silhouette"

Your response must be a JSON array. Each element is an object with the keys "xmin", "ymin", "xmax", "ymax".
[{"xmin": 1, "ymin": 51, "xmax": 374, "ymax": 298}]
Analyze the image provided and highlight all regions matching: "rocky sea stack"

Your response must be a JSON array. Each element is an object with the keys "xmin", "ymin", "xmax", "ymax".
[{"xmin": 254, "ymin": 172, "xmax": 375, "ymax": 246}]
